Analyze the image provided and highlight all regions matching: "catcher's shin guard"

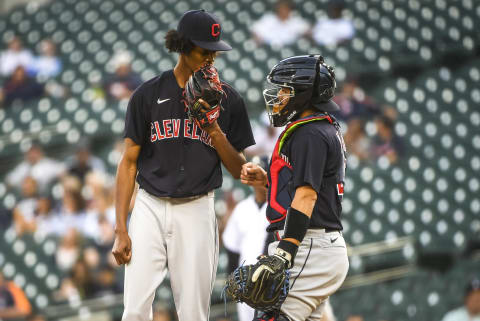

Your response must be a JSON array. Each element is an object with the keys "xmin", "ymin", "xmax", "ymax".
[{"xmin": 253, "ymin": 310, "xmax": 290, "ymax": 321}]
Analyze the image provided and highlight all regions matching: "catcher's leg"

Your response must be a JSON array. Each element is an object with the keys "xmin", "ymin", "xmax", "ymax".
[
  {"xmin": 268, "ymin": 230, "xmax": 348, "ymax": 321},
  {"xmin": 253, "ymin": 310, "xmax": 291, "ymax": 321}
]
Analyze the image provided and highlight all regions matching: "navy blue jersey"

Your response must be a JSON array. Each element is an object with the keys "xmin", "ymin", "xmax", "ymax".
[
  {"xmin": 124, "ymin": 70, "xmax": 255, "ymax": 197},
  {"xmin": 266, "ymin": 113, "xmax": 345, "ymax": 231}
]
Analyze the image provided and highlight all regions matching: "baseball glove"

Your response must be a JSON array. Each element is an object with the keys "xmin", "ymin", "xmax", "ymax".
[
  {"xmin": 184, "ymin": 64, "xmax": 224, "ymax": 128},
  {"xmin": 224, "ymin": 255, "xmax": 290, "ymax": 313}
]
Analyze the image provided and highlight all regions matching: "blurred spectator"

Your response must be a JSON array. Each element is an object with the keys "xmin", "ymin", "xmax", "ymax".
[
  {"xmin": 70, "ymin": 258, "xmax": 96, "ymax": 299},
  {"xmin": 51, "ymin": 176, "xmax": 93, "ymax": 237},
  {"xmin": 87, "ymin": 71, "xmax": 106, "ymax": 100},
  {"xmin": 216, "ymin": 189, "xmax": 239, "ymax": 240},
  {"xmin": 372, "ymin": 115, "xmax": 404, "ymax": 164},
  {"xmin": 34, "ymin": 196, "xmax": 56, "ymax": 236},
  {"xmin": 344, "ymin": 119, "xmax": 372, "ymax": 161},
  {"xmin": 51, "ymin": 175, "xmax": 107, "ymax": 239},
  {"xmin": 222, "ymin": 156, "xmax": 269, "ymax": 321},
  {"xmin": 245, "ymin": 111, "xmax": 282, "ymax": 158},
  {"xmin": 65, "ymin": 139, "xmax": 106, "ymax": 182},
  {"xmin": 251, "ymin": 0, "xmax": 309, "ymax": 47},
  {"xmin": 94, "ymin": 215, "xmax": 116, "ymax": 247},
  {"xmin": 103, "ymin": 51, "xmax": 142, "ymax": 101},
  {"xmin": 94, "ymin": 265, "xmax": 122, "ymax": 297},
  {"xmin": 441, "ymin": 278, "xmax": 480, "ymax": 321},
  {"xmin": 6, "ymin": 144, "xmax": 65, "ymax": 193},
  {"xmin": 0, "ymin": 65, "xmax": 44, "ymax": 107},
  {"xmin": 29, "ymin": 39, "xmax": 62, "ymax": 79},
  {"xmin": 312, "ymin": 0, "xmax": 354, "ymax": 46},
  {"xmin": 0, "ymin": 36, "xmax": 34, "ymax": 77},
  {"xmin": 53, "ymin": 277, "xmax": 81, "ymax": 303},
  {"xmin": 84, "ymin": 172, "xmax": 115, "ymax": 220},
  {"xmin": 12, "ymin": 176, "xmax": 39, "ymax": 235},
  {"xmin": 83, "ymin": 246, "xmax": 101, "ymax": 271},
  {"xmin": 0, "ymin": 271, "xmax": 32, "ymax": 319},
  {"xmin": 55, "ymin": 228, "xmax": 82, "ymax": 271},
  {"xmin": 81, "ymin": 173, "xmax": 116, "ymax": 246},
  {"xmin": 332, "ymin": 77, "xmax": 381, "ymax": 121},
  {"xmin": 109, "ymin": 138, "xmax": 126, "ymax": 168}
]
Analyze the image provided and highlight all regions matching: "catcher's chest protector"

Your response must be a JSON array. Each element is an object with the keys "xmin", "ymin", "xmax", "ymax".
[{"xmin": 266, "ymin": 114, "xmax": 345, "ymax": 226}]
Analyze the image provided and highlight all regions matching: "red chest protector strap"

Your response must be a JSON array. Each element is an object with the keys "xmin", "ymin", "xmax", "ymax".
[{"xmin": 268, "ymin": 115, "xmax": 333, "ymax": 221}]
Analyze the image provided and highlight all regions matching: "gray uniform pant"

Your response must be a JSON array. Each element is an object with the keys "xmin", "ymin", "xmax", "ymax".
[
  {"xmin": 270, "ymin": 229, "xmax": 349, "ymax": 321},
  {"xmin": 122, "ymin": 189, "xmax": 218, "ymax": 321}
]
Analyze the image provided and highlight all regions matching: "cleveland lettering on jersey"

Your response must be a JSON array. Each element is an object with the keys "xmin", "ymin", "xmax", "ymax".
[{"xmin": 150, "ymin": 118, "xmax": 213, "ymax": 147}]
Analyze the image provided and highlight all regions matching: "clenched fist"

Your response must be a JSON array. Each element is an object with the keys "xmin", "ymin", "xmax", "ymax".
[
  {"xmin": 240, "ymin": 162, "xmax": 268, "ymax": 187},
  {"xmin": 112, "ymin": 230, "xmax": 132, "ymax": 265}
]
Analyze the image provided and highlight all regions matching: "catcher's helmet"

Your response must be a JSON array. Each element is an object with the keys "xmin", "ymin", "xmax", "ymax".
[{"xmin": 263, "ymin": 54, "xmax": 339, "ymax": 127}]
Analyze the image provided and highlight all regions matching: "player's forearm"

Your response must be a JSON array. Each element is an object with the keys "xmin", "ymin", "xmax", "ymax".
[
  {"xmin": 290, "ymin": 186, "xmax": 317, "ymax": 217},
  {"xmin": 274, "ymin": 186, "xmax": 317, "ymax": 266},
  {"xmin": 114, "ymin": 157, "xmax": 137, "ymax": 232},
  {"xmin": 209, "ymin": 128, "xmax": 246, "ymax": 179}
]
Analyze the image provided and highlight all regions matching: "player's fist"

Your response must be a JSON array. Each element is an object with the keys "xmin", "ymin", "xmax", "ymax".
[
  {"xmin": 112, "ymin": 230, "xmax": 132, "ymax": 265},
  {"xmin": 240, "ymin": 162, "xmax": 268, "ymax": 187}
]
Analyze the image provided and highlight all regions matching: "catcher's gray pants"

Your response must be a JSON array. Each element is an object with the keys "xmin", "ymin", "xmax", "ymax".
[
  {"xmin": 270, "ymin": 229, "xmax": 349, "ymax": 321},
  {"xmin": 122, "ymin": 189, "xmax": 218, "ymax": 321}
]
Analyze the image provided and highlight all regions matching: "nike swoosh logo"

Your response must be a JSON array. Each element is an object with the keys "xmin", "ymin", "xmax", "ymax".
[
  {"xmin": 157, "ymin": 98, "xmax": 170, "ymax": 104},
  {"xmin": 330, "ymin": 237, "xmax": 338, "ymax": 243}
]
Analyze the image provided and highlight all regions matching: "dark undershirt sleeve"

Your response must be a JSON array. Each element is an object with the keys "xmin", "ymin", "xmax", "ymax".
[
  {"xmin": 290, "ymin": 130, "xmax": 328, "ymax": 193},
  {"xmin": 123, "ymin": 88, "xmax": 147, "ymax": 145}
]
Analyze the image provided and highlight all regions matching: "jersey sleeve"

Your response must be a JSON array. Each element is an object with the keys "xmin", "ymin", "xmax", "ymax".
[
  {"xmin": 290, "ymin": 128, "xmax": 328, "ymax": 193},
  {"xmin": 123, "ymin": 87, "xmax": 147, "ymax": 145},
  {"xmin": 224, "ymin": 94, "xmax": 256, "ymax": 152}
]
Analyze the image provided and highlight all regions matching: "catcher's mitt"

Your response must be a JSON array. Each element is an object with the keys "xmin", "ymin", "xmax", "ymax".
[
  {"xmin": 224, "ymin": 255, "xmax": 290, "ymax": 313},
  {"xmin": 184, "ymin": 64, "xmax": 224, "ymax": 128}
]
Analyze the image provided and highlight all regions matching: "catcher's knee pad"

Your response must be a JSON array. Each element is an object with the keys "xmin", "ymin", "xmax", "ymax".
[{"xmin": 253, "ymin": 310, "xmax": 290, "ymax": 321}]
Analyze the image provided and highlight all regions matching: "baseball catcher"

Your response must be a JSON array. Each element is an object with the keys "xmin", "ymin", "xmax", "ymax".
[
  {"xmin": 224, "ymin": 251, "xmax": 291, "ymax": 315},
  {"xmin": 184, "ymin": 64, "xmax": 225, "ymax": 128},
  {"xmin": 233, "ymin": 55, "xmax": 349, "ymax": 321}
]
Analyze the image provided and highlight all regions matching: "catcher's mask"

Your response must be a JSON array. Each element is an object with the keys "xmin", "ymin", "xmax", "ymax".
[{"xmin": 263, "ymin": 54, "xmax": 339, "ymax": 127}]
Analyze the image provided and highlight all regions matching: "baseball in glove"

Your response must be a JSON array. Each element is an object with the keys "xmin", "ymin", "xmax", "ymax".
[
  {"xmin": 224, "ymin": 254, "xmax": 290, "ymax": 313},
  {"xmin": 184, "ymin": 64, "xmax": 224, "ymax": 128}
]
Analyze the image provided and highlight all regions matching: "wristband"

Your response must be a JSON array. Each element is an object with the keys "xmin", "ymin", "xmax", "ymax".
[
  {"xmin": 283, "ymin": 207, "xmax": 310, "ymax": 244},
  {"xmin": 276, "ymin": 240, "xmax": 298, "ymax": 268}
]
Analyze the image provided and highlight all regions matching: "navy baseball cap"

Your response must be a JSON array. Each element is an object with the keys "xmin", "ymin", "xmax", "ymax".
[{"xmin": 177, "ymin": 9, "xmax": 232, "ymax": 52}]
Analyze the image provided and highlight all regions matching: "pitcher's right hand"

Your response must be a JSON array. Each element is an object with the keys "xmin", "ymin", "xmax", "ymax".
[
  {"xmin": 112, "ymin": 230, "xmax": 132, "ymax": 265},
  {"xmin": 240, "ymin": 162, "xmax": 268, "ymax": 187}
]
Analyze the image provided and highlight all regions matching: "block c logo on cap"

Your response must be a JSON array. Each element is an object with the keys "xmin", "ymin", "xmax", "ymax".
[{"xmin": 211, "ymin": 23, "xmax": 220, "ymax": 37}]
